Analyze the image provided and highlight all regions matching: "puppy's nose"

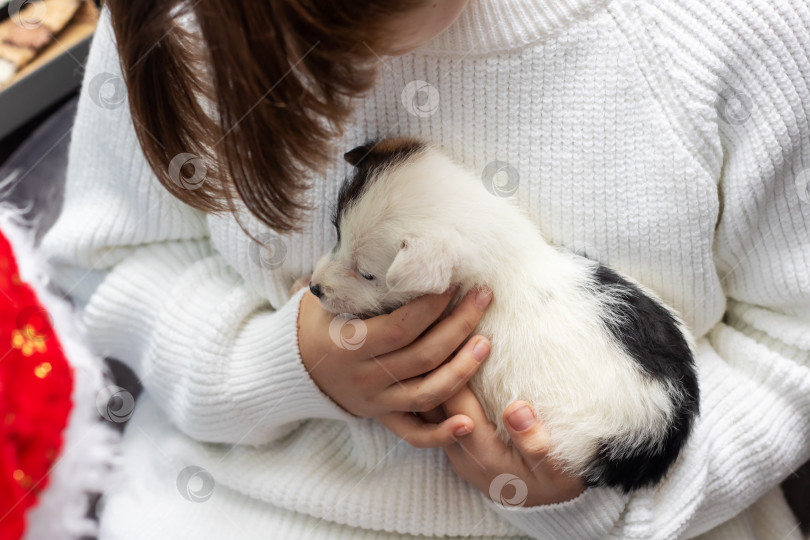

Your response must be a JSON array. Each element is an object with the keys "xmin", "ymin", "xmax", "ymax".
[{"xmin": 309, "ymin": 282, "xmax": 323, "ymax": 298}]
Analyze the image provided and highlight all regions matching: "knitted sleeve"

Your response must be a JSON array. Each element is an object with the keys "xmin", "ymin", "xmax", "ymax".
[
  {"xmin": 40, "ymin": 9, "xmax": 352, "ymax": 445},
  {"xmin": 487, "ymin": 0, "xmax": 810, "ymax": 538}
]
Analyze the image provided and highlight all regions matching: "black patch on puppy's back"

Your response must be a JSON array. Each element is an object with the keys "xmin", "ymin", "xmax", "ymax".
[
  {"xmin": 592, "ymin": 265, "xmax": 695, "ymax": 385},
  {"xmin": 332, "ymin": 138, "xmax": 426, "ymax": 240},
  {"xmin": 587, "ymin": 264, "xmax": 699, "ymax": 492}
]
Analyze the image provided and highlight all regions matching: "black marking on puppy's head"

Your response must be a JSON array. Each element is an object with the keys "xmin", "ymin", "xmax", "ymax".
[
  {"xmin": 342, "ymin": 137, "xmax": 426, "ymax": 168},
  {"xmin": 586, "ymin": 264, "xmax": 700, "ymax": 492},
  {"xmin": 331, "ymin": 138, "xmax": 426, "ymax": 242}
]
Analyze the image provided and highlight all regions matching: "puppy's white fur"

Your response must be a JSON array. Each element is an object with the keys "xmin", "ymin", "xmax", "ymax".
[{"xmin": 312, "ymin": 144, "xmax": 694, "ymax": 479}]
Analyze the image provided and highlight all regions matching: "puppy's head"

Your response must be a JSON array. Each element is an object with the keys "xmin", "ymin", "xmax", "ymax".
[{"xmin": 309, "ymin": 138, "xmax": 458, "ymax": 317}]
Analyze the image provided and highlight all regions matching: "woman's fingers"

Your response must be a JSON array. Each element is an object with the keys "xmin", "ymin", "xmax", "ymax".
[
  {"xmin": 378, "ymin": 411, "xmax": 474, "ymax": 448},
  {"xmin": 502, "ymin": 401, "xmax": 583, "ymax": 495},
  {"xmin": 417, "ymin": 405, "xmax": 446, "ymax": 424},
  {"xmin": 443, "ymin": 385, "xmax": 501, "ymax": 447},
  {"xmin": 442, "ymin": 387, "xmax": 505, "ymax": 479},
  {"xmin": 373, "ymin": 287, "xmax": 493, "ymax": 381},
  {"xmin": 363, "ymin": 286, "xmax": 459, "ymax": 356},
  {"xmin": 379, "ymin": 336, "xmax": 490, "ymax": 412},
  {"xmin": 503, "ymin": 401, "xmax": 551, "ymax": 472}
]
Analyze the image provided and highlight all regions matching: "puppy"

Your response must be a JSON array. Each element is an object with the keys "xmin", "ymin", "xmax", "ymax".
[{"xmin": 310, "ymin": 138, "xmax": 699, "ymax": 492}]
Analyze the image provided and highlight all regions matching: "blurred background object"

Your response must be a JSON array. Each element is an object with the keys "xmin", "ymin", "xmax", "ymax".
[
  {"xmin": 1, "ymin": 0, "xmax": 82, "ymax": 86},
  {"xmin": 0, "ymin": 0, "xmax": 98, "ymax": 141},
  {"xmin": 0, "ymin": 95, "xmax": 73, "ymax": 237}
]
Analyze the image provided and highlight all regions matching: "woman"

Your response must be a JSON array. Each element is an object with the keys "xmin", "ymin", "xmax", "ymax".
[{"xmin": 42, "ymin": 0, "xmax": 810, "ymax": 538}]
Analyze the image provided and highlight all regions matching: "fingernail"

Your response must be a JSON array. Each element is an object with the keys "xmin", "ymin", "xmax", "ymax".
[
  {"xmin": 472, "ymin": 338, "xmax": 489, "ymax": 362},
  {"xmin": 475, "ymin": 287, "xmax": 493, "ymax": 310},
  {"xmin": 454, "ymin": 425, "xmax": 471, "ymax": 437},
  {"xmin": 508, "ymin": 405, "xmax": 535, "ymax": 431}
]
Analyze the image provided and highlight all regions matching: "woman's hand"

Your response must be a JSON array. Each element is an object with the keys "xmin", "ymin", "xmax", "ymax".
[
  {"xmin": 297, "ymin": 284, "xmax": 494, "ymax": 448},
  {"xmin": 441, "ymin": 386, "xmax": 586, "ymax": 507}
]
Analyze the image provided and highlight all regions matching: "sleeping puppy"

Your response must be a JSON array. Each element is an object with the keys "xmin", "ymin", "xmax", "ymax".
[{"xmin": 310, "ymin": 138, "xmax": 699, "ymax": 492}]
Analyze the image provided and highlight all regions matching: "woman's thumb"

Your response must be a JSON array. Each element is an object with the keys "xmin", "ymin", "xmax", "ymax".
[{"xmin": 504, "ymin": 401, "xmax": 552, "ymax": 461}]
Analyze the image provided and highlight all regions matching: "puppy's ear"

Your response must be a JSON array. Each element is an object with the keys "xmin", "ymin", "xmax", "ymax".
[
  {"xmin": 344, "ymin": 144, "xmax": 372, "ymax": 166},
  {"xmin": 386, "ymin": 237, "xmax": 454, "ymax": 294}
]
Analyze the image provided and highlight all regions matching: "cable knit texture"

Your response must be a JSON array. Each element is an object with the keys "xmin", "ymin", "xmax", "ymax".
[{"xmin": 40, "ymin": 0, "xmax": 810, "ymax": 538}]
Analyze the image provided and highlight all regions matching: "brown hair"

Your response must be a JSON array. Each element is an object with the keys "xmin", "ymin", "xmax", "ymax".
[{"xmin": 105, "ymin": 0, "xmax": 420, "ymax": 233}]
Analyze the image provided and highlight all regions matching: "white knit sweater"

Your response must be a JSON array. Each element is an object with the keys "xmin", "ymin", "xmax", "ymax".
[{"xmin": 41, "ymin": 1, "xmax": 810, "ymax": 539}]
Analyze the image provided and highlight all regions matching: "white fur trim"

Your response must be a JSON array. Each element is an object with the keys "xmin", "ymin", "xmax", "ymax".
[{"xmin": 0, "ymin": 208, "xmax": 119, "ymax": 540}]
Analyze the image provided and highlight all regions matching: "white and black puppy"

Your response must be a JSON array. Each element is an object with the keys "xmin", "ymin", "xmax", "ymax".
[{"xmin": 310, "ymin": 138, "xmax": 699, "ymax": 492}]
